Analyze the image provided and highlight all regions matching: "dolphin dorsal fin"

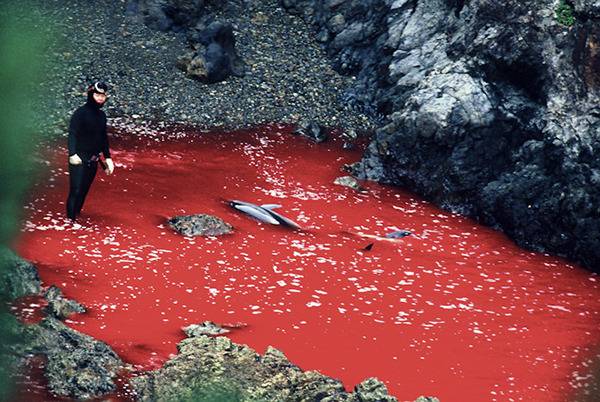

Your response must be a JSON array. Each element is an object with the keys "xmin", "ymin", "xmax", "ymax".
[{"xmin": 261, "ymin": 204, "xmax": 282, "ymax": 210}]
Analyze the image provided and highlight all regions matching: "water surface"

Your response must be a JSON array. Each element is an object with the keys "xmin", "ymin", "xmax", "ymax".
[{"xmin": 16, "ymin": 122, "xmax": 600, "ymax": 401}]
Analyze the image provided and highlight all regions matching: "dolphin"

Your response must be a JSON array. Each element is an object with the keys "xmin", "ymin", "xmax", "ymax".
[
  {"xmin": 229, "ymin": 200, "xmax": 301, "ymax": 230},
  {"xmin": 341, "ymin": 229, "xmax": 413, "ymax": 251}
]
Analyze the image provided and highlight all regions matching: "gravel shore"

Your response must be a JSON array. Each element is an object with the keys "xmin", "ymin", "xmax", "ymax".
[{"xmin": 25, "ymin": 0, "xmax": 375, "ymax": 135}]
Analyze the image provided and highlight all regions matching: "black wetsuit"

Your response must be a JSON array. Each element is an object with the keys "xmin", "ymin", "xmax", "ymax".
[{"xmin": 66, "ymin": 96, "xmax": 111, "ymax": 220}]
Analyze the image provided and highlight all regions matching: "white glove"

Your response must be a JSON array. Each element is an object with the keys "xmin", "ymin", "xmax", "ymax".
[
  {"xmin": 69, "ymin": 154, "xmax": 82, "ymax": 165},
  {"xmin": 105, "ymin": 158, "xmax": 115, "ymax": 175}
]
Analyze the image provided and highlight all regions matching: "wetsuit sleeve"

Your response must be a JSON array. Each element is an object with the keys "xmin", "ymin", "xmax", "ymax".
[
  {"xmin": 67, "ymin": 110, "xmax": 80, "ymax": 156},
  {"xmin": 101, "ymin": 115, "xmax": 111, "ymax": 159}
]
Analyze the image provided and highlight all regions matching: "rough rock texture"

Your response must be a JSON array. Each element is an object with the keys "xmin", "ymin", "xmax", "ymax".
[
  {"xmin": 22, "ymin": 317, "xmax": 124, "ymax": 400},
  {"xmin": 282, "ymin": 0, "xmax": 600, "ymax": 272},
  {"xmin": 131, "ymin": 334, "xmax": 403, "ymax": 401},
  {"xmin": 415, "ymin": 398, "xmax": 440, "ymax": 402},
  {"xmin": 177, "ymin": 20, "xmax": 246, "ymax": 83},
  {"xmin": 183, "ymin": 321, "xmax": 230, "ymax": 336},
  {"xmin": 126, "ymin": 0, "xmax": 210, "ymax": 32},
  {"xmin": 0, "ymin": 247, "xmax": 42, "ymax": 300},
  {"xmin": 293, "ymin": 120, "xmax": 328, "ymax": 142},
  {"xmin": 334, "ymin": 175, "xmax": 365, "ymax": 191},
  {"xmin": 168, "ymin": 214, "xmax": 233, "ymax": 236},
  {"xmin": 43, "ymin": 285, "xmax": 86, "ymax": 319},
  {"xmin": 0, "ymin": 252, "xmax": 122, "ymax": 400}
]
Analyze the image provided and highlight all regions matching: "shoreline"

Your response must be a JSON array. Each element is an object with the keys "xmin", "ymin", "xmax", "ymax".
[{"xmin": 32, "ymin": 0, "xmax": 377, "ymax": 137}]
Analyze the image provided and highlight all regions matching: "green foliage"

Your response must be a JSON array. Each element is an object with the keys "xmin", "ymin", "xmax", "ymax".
[
  {"xmin": 555, "ymin": 0, "xmax": 576, "ymax": 26},
  {"xmin": 0, "ymin": 1, "xmax": 55, "ymax": 399},
  {"xmin": 0, "ymin": 3, "xmax": 46, "ymax": 245}
]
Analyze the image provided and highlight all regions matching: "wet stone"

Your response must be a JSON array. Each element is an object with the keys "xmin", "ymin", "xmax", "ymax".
[
  {"xmin": 354, "ymin": 377, "xmax": 397, "ymax": 402},
  {"xmin": 334, "ymin": 175, "xmax": 365, "ymax": 192},
  {"xmin": 183, "ymin": 321, "xmax": 230, "ymax": 337},
  {"xmin": 0, "ymin": 247, "xmax": 42, "ymax": 300},
  {"xmin": 23, "ymin": 317, "xmax": 124, "ymax": 400},
  {"xmin": 43, "ymin": 285, "xmax": 86, "ymax": 320},
  {"xmin": 168, "ymin": 214, "xmax": 233, "ymax": 237}
]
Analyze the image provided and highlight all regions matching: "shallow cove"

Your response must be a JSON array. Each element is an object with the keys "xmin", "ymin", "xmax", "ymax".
[{"xmin": 15, "ymin": 122, "xmax": 600, "ymax": 401}]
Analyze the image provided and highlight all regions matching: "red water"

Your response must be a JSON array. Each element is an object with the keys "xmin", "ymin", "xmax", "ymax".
[{"xmin": 14, "ymin": 121, "xmax": 600, "ymax": 401}]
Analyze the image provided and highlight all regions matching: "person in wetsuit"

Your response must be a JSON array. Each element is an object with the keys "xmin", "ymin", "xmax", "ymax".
[{"xmin": 66, "ymin": 81, "xmax": 115, "ymax": 221}]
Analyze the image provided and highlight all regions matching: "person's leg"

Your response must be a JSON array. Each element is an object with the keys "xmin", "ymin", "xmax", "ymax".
[
  {"xmin": 66, "ymin": 163, "xmax": 85, "ymax": 220},
  {"xmin": 74, "ymin": 161, "xmax": 98, "ymax": 217}
]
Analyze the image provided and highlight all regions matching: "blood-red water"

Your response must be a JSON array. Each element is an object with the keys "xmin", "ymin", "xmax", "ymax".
[{"xmin": 14, "ymin": 122, "xmax": 600, "ymax": 401}]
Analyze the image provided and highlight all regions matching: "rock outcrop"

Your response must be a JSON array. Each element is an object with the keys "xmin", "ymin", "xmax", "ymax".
[
  {"xmin": 131, "ymin": 334, "xmax": 414, "ymax": 401},
  {"xmin": 183, "ymin": 321, "xmax": 230, "ymax": 336},
  {"xmin": 43, "ymin": 285, "xmax": 86, "ymax": 319},
  {"xmin": 22, "ymin": 317, "xmax": 124, "ymax": 400},
  {"xmin": 1, "ymin": 252, "xmax": 124, "ymax": 400},
  {"xmin": 282, "ymin": 0, "xmax": 600, "ymax": 272},
  {"xmin": 0, "ymin": 247, "xmax": 41, "ymax": 299},
  {"xmin": 177, "ymin": 20, "xmax": 246, "ymax": 83}
]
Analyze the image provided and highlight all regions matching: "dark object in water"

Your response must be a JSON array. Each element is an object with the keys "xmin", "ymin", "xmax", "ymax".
[{"xmin": 385, "ymin": 230, "xmax": 412, "ymax": 239}]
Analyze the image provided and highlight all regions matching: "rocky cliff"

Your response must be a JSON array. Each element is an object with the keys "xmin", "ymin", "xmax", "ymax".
[{"xmin": 282, "ymin": 0, "xmax": 600, "ymax": 271}]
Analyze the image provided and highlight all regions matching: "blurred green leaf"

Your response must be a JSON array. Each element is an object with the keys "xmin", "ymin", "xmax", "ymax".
[{"xmin": 0, "ymin": 1, "xmax": 56, "ymax": 399}]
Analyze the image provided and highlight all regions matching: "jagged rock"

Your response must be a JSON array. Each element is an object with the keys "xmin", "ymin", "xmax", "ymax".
[
  {"xmin": 415, "ymin": 397, "xmax": 440, "ymax": 402},
  {"xmin": 354, "ymin": 377, "xmax": 396, "ymax": 402},
  {"xmin": 23, "ymin": 317, "xmax": 124, "ymax": 400},
  {"xmin": 283, "ymin": 0, "xmax": 600, "ymax": 273},
  {"xmin": 0, "ymin": 312, "xmax": 29, "ymax": 372},
  {"xmin": 168, "ymin": 214, "xmax": 233, "ymax": 236},
  {"xmin": 0, "ymin": 247, "xmax": 42, "ymax": 300},
  {"xmin": 43, "ymin": 285, "xmax": 86, "ymax": 319},
  {"xmin": 131, "ymin": 334, "xmax": 399, "ymax": 401},
  {"xmin": 293, "ymin": 120, "xmax": 328, "ymax": 142},
  {"xmin": 183, "ymin": 321, "xmax": 230, "ymax": 337},
  {"xmin": 0, "ymin": 257, "xmax": 122, "ymax": 400},
  {"xmin": 334, "ymin": 175, "xmax": 365, "ymax": 192},
  {"xmin": 341, "ymin": 128, "xmax": 358, "ymax": 149}
]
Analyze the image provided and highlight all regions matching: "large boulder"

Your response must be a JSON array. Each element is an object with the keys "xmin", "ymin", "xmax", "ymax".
[
  {"xmin": 283, "ymin": 0, "xmax": 600, "ymax": 272},
  {"xmin": 23, "ymin": 317, "xmax": 124, "ymax": 400},
  {"xmin": 178, "ymin": 20, "xmax": 246, "ymax": 83},
  {"xmin": 131, "ymin": 334, "xmax": 401, "ymax": 401},
  {"xmin": 168, "ymin": 214, "xmax": 233, "ymax": 236}
]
